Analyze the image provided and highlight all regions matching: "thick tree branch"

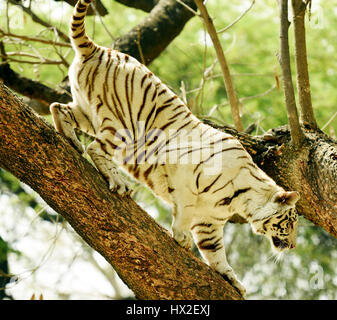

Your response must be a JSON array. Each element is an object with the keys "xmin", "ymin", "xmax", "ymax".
[
  {"xmin": 278, "ymin": 0, "xmax": 305, "ymax": 146},
  {"xmin": 0, "ymin": 63, "xmax": 71, "ymax": 108},
  {"xmin": 114, "ymin": 0, "xmax": 160, "ymax": 12},
  {"xmin": 113, "ymin": 0, "xmax": 197, "ymax": 64},
  {"xmin": 0, "ymin": 83, "xmax": 243, "ymax": 300},
  {"xmin": 291, "ymin": 0, "xmax": 317, "ymax": 128},
  {"xmin": 55, "ymin": 0, "xmax": 157, "ymax": 14},
  {"xmin": 194, "ymin": 0, "xmax": 243, "ymax": 132},
  {"xmin": 54, "ymin": 0, "xmax": 108, "ymax": 16}
]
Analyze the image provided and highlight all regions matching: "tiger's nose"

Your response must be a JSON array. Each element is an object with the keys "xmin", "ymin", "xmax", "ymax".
[{"xmin": 290, "ymin": 243, "xmax": 295, "ymax": 249}]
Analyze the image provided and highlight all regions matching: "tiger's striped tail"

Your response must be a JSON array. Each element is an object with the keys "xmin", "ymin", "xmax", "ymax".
[{"xmin": 70, "ymin": 0, "xmax": 97, "ymax": 57}]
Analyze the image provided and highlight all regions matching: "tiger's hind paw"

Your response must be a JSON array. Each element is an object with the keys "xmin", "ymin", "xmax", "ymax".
[
  {"xmin": 221, "ymin": 269, "xmax": 246, "ymax": 298},
  {"xmin": 173, "ymin": 229, "xmax": 193, "ymax": 250}
]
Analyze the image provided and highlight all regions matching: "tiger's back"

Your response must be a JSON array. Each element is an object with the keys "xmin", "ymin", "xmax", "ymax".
[{"xmin": 69, "ymin": 29, "xmax": 200, "ymax": 195}]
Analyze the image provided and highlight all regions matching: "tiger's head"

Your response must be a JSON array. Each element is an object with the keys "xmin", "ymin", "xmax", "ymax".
[{"xmin": 251, "ymin": 191, "xmax": 299, "ymax": 252}]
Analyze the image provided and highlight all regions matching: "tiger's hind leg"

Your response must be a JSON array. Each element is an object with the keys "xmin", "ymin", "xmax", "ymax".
[
  {"xmin": 191, "ymin": 222, "xmax": 246, "ymax": 297},
  {"xmin": 86, "ymin": 139, "xmax": 130, "ymax": 195},
  {"xmin": 50, "ymin": 102, "xmax": 85, "ymax": 153},
  {"xmin": 171, "ymin": 204, "xmax": 193, "ymax": 249}
]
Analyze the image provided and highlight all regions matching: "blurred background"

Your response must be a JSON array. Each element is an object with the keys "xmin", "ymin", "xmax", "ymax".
[{"xmin": 0, "ymin": 0, "xmax": 336, "ymax": 299}]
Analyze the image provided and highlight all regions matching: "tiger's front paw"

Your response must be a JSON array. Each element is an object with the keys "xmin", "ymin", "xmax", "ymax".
[
  {"xmin": 50, "ymin": 102, "xmax": 84, "ymax": 154},
  {"xmin": 107, "ymin": 170, "xmax": 131, "ymax": 196}
]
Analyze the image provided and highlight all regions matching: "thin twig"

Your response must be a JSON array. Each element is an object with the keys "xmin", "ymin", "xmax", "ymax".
[
  {"xmin": 0, "ymin": 30, "xmax": 72, "ymax": 48},
  {"xmin": 180, "ymin": 81, "xmax": 188, "ymax": 105},
  {"xmin": 207, "ymin": 84, "xmax": 276, "ymax": 122},
  {"xmin": 2, "ymin": 51, "xmax": 64, "ymax": 66},
  {"xmin": 223, "ymin": 32, "xmax": 237, "ymax": 55},
  {"xmin": 240, "ymin": 84, "xmax": 277, "ymax": 102},
  {"xmin": 4, "ymin": 51, "xmax": 44, "ymax": 59},
  {"xmin": 321, "ymin": 111, "xmax": 337, "ymax": 131},
  {"xmin": 0, "ymin": 54, "xmax": 66, "ymax": 65},
  {"xmin": 90, "ymin": 2, "xmax": 115, "ymax": 42},
  {"xmin": 176, "ymin": 0, "xmax": 199, "ymax": 16},
  {"xmin": 194, "ymin": 27, "xmax": 213, "ymax": 115},
  {"xmin": 8, "ymin": 0, "xmax": 70, "ymax": 43},
  {"xmin": 218, "ymin": 0, "xmax": 256, "ymax": 34},
  {"xmin": 86, "ymin": 251, "xmax": 123, "ymax": 300},
  {"xmin": 54, "ymin": 50, "xmax": 71, "ymax": 68},
  {"xmin": 194, "ymin": 0, "xmax": 243, "ymax": 131}
]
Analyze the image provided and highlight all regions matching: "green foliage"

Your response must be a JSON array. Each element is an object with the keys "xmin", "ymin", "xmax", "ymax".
[
  {"xmin": 149, "ymin": 0, "xmax": 337, "ymax": 134},
  {"xmin": 0, "ymin": 237, "xmax": 9, "ymax": 263},
  {"xmin": 0, "ymin": 236, "xmax": 21, "ymax": 262},
  {"xmin": 2, "ymin": 1, "xmax": 336, "ymax": 132}
]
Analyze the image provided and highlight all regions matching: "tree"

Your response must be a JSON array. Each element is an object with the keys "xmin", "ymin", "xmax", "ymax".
[{"xmin": 0, "ymin": 0, "xmax": 336, "ymax": 299}]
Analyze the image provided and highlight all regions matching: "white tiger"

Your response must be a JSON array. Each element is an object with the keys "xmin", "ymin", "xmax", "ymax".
[{"xmin": 50, "ymin": 0, "xmax": 300, "ymax": 297}]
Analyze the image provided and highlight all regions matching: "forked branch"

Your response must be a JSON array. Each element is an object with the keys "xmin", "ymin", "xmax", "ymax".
[
  {"xmin": 278, "ymin": 0, "xmax": 304, "ymax": 146},
  {"xmin": 194, "ymin": 0, "xmax": 243, "ymax": 132}
]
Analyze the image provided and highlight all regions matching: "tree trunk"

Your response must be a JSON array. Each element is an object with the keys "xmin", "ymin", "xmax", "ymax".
[{"xmin": 0, "ymin": 83, "xmax": 242, "ymax": 300}]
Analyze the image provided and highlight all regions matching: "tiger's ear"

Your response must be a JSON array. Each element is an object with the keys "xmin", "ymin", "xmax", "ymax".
[{"xmin": 274, "ymin": 191, "xmax": 300, "ymax": 206}]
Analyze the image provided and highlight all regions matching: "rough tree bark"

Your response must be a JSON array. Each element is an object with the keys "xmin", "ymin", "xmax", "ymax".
[{"xmin": 0, "ymin": 83, "xmax": 243, "ymax": 300}]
